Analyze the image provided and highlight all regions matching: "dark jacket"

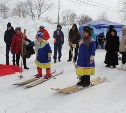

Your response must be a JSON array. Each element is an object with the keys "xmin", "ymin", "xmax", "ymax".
[
  {"xmin": 23, "ymin": 39, "xmax": 35, "ymax": 58},
  {"xmin": 98, "ymin": 34, "xmax": 105, "ymax": 44},
  {"xmin": 69, "ymin": 29, "xmax": 81, "ymax": 45},
  {"xmin": 105, "ymin": 35, "xmax": 119, "ymax": 52},
  {"xmin": 4, "ymin": 27, "xmax": 15, "ymax": 47},
  {"xmin": 53, "ymin": 30, "xmax": 64, "ymax": 45}
]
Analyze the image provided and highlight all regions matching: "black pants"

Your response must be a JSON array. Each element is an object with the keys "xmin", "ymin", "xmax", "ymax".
[
  {"xmin": 99, "ymin": 43, "xmax": 104, "ymax": 49},
  {"xmin": 53, "ymin": 44, "xmax": 62, "ymax": 60},
  {"xmin": 69, "ymin": 47, "xmax": 78, "ymax": 61},
  {"xmin": 81, "ymin": 75, "xmax": 90, "ymax": 85},
  {"xmin": 122, "ymin": 52, "xmax": 126, "ymax": 64},
  {"xmin": 13, "ymin": 54, "xmax": 27, "ymax": 67},
  {"xmin": 6, "ymin": 45, "xmax": 14, "ymax": 65}
]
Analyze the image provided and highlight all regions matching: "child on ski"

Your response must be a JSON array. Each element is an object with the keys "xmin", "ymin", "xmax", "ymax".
[
  {"xmin": 76, "ymin": 26, "xmax": 96, "ymax": 87},
  {"xmin": 25, "ymin": 32, "xmax": 52, "ymax": 79}
]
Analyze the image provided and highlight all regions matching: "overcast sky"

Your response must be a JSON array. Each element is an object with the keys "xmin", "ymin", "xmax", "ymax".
[{"xmin": 48, "ymin": 0, "xmax": 123, "ymax": 24}]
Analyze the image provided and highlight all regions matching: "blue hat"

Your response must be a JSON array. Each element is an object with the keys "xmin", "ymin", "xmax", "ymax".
[{"xmin": 36, "ymin": 32, "xmax": 44, "ymax": 38}]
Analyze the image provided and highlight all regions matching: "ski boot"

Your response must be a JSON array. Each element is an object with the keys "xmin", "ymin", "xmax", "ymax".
[{"xmin": 44, "ymin": 68, "xmax": 51, "ymax": 79}]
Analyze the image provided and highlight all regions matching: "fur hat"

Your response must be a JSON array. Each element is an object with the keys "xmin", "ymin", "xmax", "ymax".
[{"xmin": 83, "ymin": 26, "xmax": 92, "ymax": 36}]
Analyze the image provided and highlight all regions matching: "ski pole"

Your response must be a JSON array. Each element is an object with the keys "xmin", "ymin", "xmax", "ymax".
[{"xmin": 19, "ymin": 29, "xmax": 26, "ymax": 79}]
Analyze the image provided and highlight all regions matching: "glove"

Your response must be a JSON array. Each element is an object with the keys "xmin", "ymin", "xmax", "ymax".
[
  {"xmin": 48, "ymin": 56, "xmax": 51, "ymax": 61},
  {"xmin": 90, "ymin": 55, "xmax": 94, "ymax": 61},
  {"xmin": 89, "ymin": 60, "xmax": 93, "ymax": 64},
  {"xmin": 48, "ymin": 53, "xmax": 52, "ymax": 61},
  {"xmin": 10, "ymin": 49, "xmax": 13, "ymax": 54}
]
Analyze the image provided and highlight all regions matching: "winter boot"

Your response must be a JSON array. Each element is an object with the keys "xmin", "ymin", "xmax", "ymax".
[
  {"xmin": 118, "ymin": 63, "xmax": 124, "ymax": 70},
  {"xmin": 81, "ymin": 75, "xmax": 90, "ymax": 87},
  {"xmin": 76, "ymin": 76, "xmax": 83, "ymax": 87},
  {"xmin": 54, "ymin": 59, "xmax": 57, "ymax": 63},
  {"xmin": 67, "ymin": 59, "xmax": 72, "ymax": 62},
  {"xmin": 35, "ymin": 68, "xmax": 42, "ymax": 78},
  {"xmin": 106, "ymin": 65, "xmax": 110, "ymax": 68},
  {"xmin": 6, "ymin": 60, "xmax": 9, "ymax": 65},
  {"xmin": 44, "ymin": 68, "xmax": 51, "ymax": 79},
  {"xmin": 113, "ymin": 65, "xmax": 116, "ymax": 68},
  {"xmin": 24, "ymin": 66, "xmax": 29, "ymax": 70},
  {"xmin": 58, "ymin": 58, "xmax": 61, "ymax": 62}
]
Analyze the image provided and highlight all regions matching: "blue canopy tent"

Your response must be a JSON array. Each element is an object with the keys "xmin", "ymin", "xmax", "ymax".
[{"xmin": 79, "ymin": 19, "xmax": 124, "ymax": 38}]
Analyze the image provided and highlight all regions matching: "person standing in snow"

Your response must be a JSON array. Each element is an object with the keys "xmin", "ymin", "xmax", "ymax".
[
  {"xmin": 68, "ymin": 24, "xmax": 81, "ymax": 62},
  {"xmin": 106, "ymin": 25, "xmax": 115, "ymax": 41},
  {"xmin": 118, "ymin": 27, "xmax": 126, "ymax": 71},
  {"xmin": 4, "ymin": 22, "xmax": 15, "ymax": 65},
  {"xmin": 104, "ymin": 29, "xmax": 119, "ymax": 68},
  {"xmin": 98, "ymin": 33, "xmax": 105, "ymax": 49},
  {"xmin": 38, "ymin": 25, "xmax": 50, "ymax": 41},
  {"xmin": 11, "ymin": 27, "xmax": 29, "ymax": 69},
  {"xmin": 76, "ymin": 26, "xmax": 96, "ymax": 87},
  {"xmin": 25, "ymin": 32, "xmax": 52, "ymax": 79},
  {"xmin": 53, "ymin": 25, "xmax": 64, "ymax": 63}
]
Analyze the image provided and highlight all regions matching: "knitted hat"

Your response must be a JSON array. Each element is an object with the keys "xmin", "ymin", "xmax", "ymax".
[
  {"xmin": 7, "ymin": 22, "xmax": 11, "ymax": 27},
  {"xmin": 15, "ymin": 27, "xmax": 21, "ymax": 32},
  {"xmin": 57, "ymin": 24, "xmax": 62, "ymax": 28},
  {"xmin": 36, "ymin": 32, "xmax": 44, "ymax": 38},
  {"xmin": 39, "ymin": 25, "xmax": 45, "ymax": 29}
]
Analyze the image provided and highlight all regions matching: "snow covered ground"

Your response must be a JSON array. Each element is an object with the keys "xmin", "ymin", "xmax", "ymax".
[{"xmin": 0, "ymin": 17, "xmax": 126, "ymax": 113}]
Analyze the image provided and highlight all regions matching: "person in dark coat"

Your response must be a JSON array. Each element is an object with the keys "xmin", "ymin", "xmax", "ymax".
[
  {"xmin": 104, "ymin": 29, "xmax": 119, "ymax": 68},
  {"xmin": 53, "ymin": 25, "xmax": 64, "ymax": 63},
  {"xmin": 98, "ymin": 33, "xmax": 105, "ymax": 49},
  {"xmin": 106, "ymin": 25, "xmax": 115, "ymax": 41},
  {"xmin": 68, "ymin": 24, "xmax": 81, "ymax": 62},
  {"xmin": 4, "ymin": 22, "xmax": 15, "ymax": 65}
]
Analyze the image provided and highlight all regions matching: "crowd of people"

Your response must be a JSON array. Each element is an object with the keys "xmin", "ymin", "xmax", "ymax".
[{"xmin": 3, "ymin": 22, "xmax": 126, "ymax": 87}]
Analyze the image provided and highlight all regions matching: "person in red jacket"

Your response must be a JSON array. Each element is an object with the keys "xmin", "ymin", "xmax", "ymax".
[
  {"xmin": 11, "ymin": 27, "xmax": 29, "ymax": 69},
  {"xmin": 38, "ymin": 25, "xmax": 50, "ymax": 41}
]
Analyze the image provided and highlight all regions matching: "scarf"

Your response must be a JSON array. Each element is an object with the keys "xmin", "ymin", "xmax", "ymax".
[{"xmin": 83, "ymin": 36, "xmax": 92, "ymax": 47}]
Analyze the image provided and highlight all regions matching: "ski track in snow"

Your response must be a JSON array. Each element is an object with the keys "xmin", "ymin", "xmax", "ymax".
[{"xmin": 0, "ymin": 17, "xmax": 126, "ymax": 113}]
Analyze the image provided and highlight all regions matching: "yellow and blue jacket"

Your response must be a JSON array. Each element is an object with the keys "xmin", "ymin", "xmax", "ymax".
[
  {"xmin": 76, "ymin": 40, "xmax": 96, "ymax": 76},
  {"xmin": 26, "ymin": 39, "xmax": 52, "ymax": 69}
]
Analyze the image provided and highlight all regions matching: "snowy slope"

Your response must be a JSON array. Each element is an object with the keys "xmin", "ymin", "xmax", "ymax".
[{"xmin": 0, "ymin": 17, "xmax": 126, "ymax": 113}]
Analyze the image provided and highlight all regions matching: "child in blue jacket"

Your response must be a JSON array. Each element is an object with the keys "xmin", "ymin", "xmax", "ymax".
[{"xmin": 25, "ymin": 32, "xmax": 52, "ymax": 79}]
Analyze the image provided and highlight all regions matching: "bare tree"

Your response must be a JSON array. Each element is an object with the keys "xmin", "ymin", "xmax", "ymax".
[
  {"xmin": 97, "ymin": 11, "xmax": 109, "ymax": 21},
  {"xmin": 0, "ymin": 1, "xmax": 9, "ymax": 19},
  {"xmin": 12, "ymin": 1, "xmax": 29, "ymax": 18},
  {"xmin": 120, "ymin": 0, "xmax": 126, "ymax": 22},
  {"xmin": 34, "ymin": 0, "xmax": 53, "ymax": 20},
  {"xmin": 78, "ymin": 14, "xmax": 92, "ymax": 25},
  {"xmin": 44, "ymin": 16, "xmax": 53, "ymax": 23},
  {"xmin": 62, "ymin": 10, "xmax": 77, "ymax": 25},
  {"xmin": 25, "ymin": 0, "xmax": 36, "ymax": 20}
]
